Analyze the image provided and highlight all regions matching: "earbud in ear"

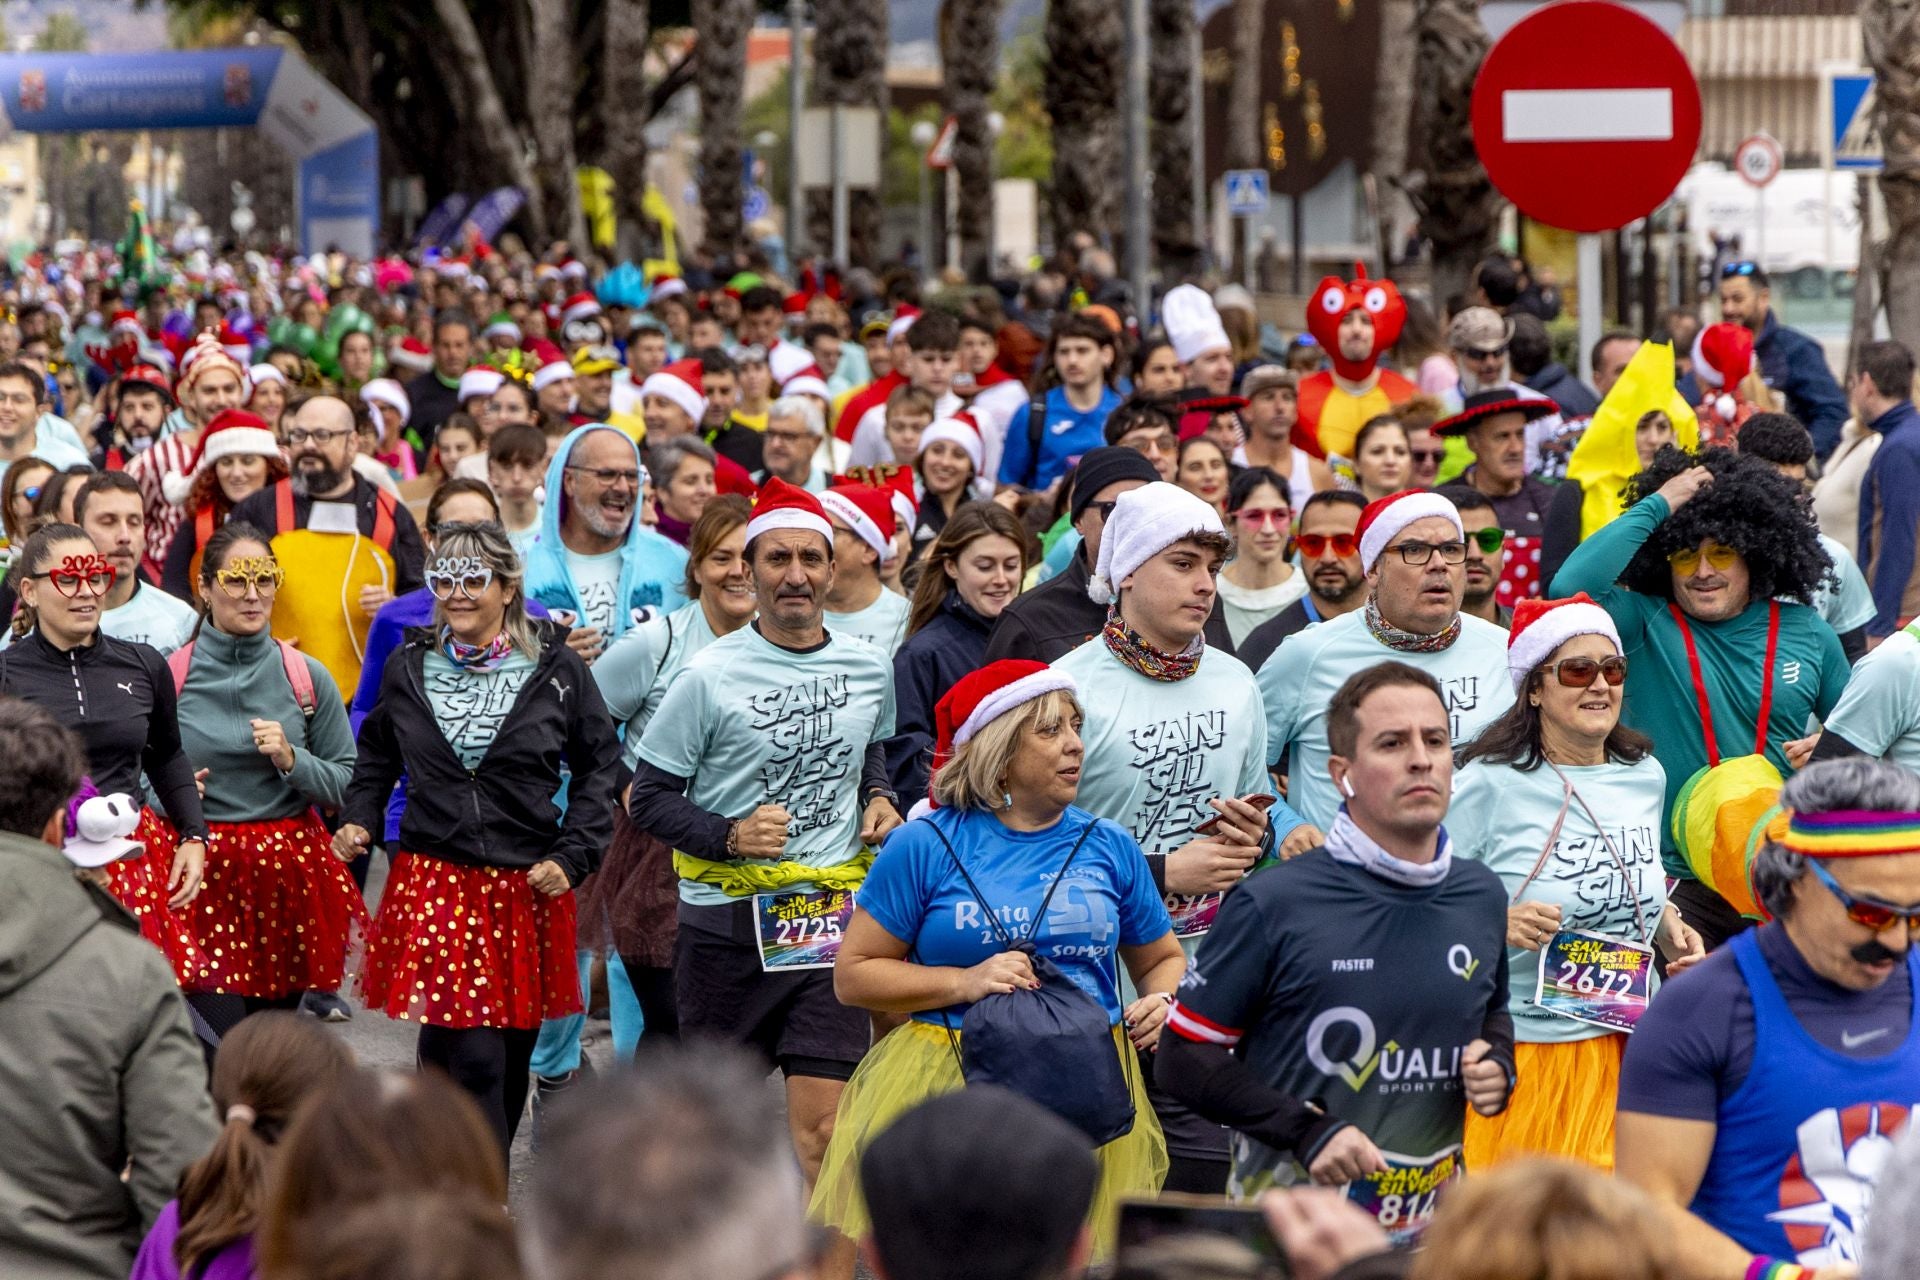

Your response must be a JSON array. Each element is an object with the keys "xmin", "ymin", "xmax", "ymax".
[{"xmin": 1340, "ymin": 775, "xmax": 1356, "ymax": 799}]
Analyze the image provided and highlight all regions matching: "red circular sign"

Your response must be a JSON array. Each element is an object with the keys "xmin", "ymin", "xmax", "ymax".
[{"xmin": 1470, "ymin": 0, "xmax": 1702, "ymax": 233}]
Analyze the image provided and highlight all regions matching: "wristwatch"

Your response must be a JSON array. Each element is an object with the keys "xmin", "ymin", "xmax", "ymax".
[{"xmin": 863, "ymin": 785, "xmax": 900, "ymax": 810}]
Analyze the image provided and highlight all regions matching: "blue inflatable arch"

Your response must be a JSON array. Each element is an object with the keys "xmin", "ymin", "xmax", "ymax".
[{"xmin": 0, "ymin": 47, "xmax": 378, "ymax": 257}]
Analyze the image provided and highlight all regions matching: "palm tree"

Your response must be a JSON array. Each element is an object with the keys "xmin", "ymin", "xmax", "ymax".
[
  {"xmin": 603, "ymin": 0, "xmax": 654, "ymax": 261},
  {"xmin": 1149, "ymin": 0, "xmax": 1197, "ymax": 272},
  {"xmin": 530, "ymin": 0, "xmax": 586, "ymax": 249},
  {"xmin": 1371, "ymin": 0, "xmax": 1418, "ymax": 273},
  {"xmin": 697, "ymin": 0, "xmax": 753, "ymax": 262},
  {"xmin": 811, "ymin": 0, "xmax": 890, "ymax": 266},
  {"xmin": 1044, "ymin": 0, "xmax": 1123, "ymax": 252},
  {"xmin": 1407, "ymin": 0, "xmax": 1501, "ymax": 303},
  {"xmin": 941, "ymin": 0, "xmax": 1002, "ymax": 278},
  {"xmin": 1865, "ymin": 0, "xmax": 1920, "ymax": 349}
]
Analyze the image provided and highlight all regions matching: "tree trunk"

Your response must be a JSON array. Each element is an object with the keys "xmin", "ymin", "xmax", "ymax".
[
  {"xmin": 1866, "ymin": 0, "xmax": 1920, "ymax": 352},
  {"xmin": 809, "ymin": 0, "xmax": 890, "ymax": 268},
  {"xmin": 1370, "ymin": 0, "xmax": 1418, "ymax": 275},
  {"xmin": 697, "ymin": 0, "xmax": 752, "ymax": 262},
  {"xmin": 1148, "ymin": 0, "xmax": 1196, "ymax": 270},
  {"xmin": 1406, "ymin": 0, "xmax": 1501, "ymax": 304},
  {"xmin": 942, "ymin": 0, "xmax": 1001, "ymax": 278},
  {"xmin": 431, "ymin": 0, "xmax": 548, "ymax": 240},
  {"xmin": 602, "ymin": 0, "xmax": 655, "ymax": 262},
  {"xmin": 1227, "ymin": 0, "xmax": 1263, "ymax": 283},
  {"xmin": 1045, "ymin": 0, "xmax": 1123, "ymax": 252},
  {"xmin": 530, "ymin": 0, "xmax": 587, "ymax": 252}
]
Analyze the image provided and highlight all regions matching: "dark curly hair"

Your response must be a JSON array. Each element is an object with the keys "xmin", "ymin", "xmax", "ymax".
[{"xmin": 1618, "ymin": 445, "xmax": 1831, "ymax": 605}]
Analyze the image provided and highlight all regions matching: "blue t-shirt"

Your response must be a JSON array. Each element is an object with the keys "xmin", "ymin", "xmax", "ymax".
[
  {"xmin": 857, "ymin": 805, "xmax": 1173, "ymax": 1026},
  {"xmin": 996, "ymin": 385, "xmax": 1122, "ymax": 490}
]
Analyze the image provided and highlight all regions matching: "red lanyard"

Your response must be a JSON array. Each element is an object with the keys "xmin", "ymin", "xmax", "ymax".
[{"xmin": 1669, "ymin": 600, "xmax": 1780, "ymax": 767}]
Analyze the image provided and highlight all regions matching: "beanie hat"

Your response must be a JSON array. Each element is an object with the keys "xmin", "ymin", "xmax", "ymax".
[
  {"xmin": 746, "ymin": 475, "xmax": 833, "ymax": 547},
  {"xmin": 562, "ymin": 291, "xmax": 602, "ymax": 324},
  {"xmin": 391, "ymin": 336, "xmax": 434, "ymax": 373},
  {"xmin": 1068, "ymin": 446, "xmax": 1163, "ymax": 523},
  {"xmin": 177, "ymin": 330, "xmax": 248, "ymax": 400},
  {"xmin": 531, "ymin": 356, "xmax": 576, "ymax": 393},
  {"xmin": 919, "ymin": 415, "xmax": 984, "ymax": 476},
  {"xmin": 1087, "ymin": 481, "xmax": 1225, "ymax": 605},
  {"xmin": 458, "ymin": 368, "xmax": 505, "ymax": 403},
  {"xmin": 360, "ymin": 378, "xmax": 411, "ymax": 428},
  {"xmin": 927, "ymin": 661, "xmax": 1081, "ymax": 803},
  {"xmin": 640, "ymin": 357, "xmax": 708, "ymax": 424},
  {"xmin": 1356, "ymin": 488, "xmax": 1464, "ymax": 572},
  {"xmin": 1505, "ymin": 593, "xmax": 1622, "ymax": 692},
  {"xmin": 482, "ymin": 312, "xmax": 523, "ymax": 343},
  {"xmin": 820, "ymin": 482, "xmax": 899, "ymax": 564},
  {"xmin": 1162, "ymin": 284, "xmax": 1231, "ymax": 364}
]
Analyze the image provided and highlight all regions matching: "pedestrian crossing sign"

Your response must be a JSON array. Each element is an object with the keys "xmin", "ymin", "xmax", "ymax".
[
  {"xmin": 1225, "ymin": 169, "xmax": 1270, "ymax": 217},
  {"xmin": 1824, "ymin": 69, "xmax": 1882, "ymax": 173}
]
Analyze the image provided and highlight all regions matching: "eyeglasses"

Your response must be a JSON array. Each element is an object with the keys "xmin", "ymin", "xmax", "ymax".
[
  {"xmin": 765, "ymin": 428, "xmax": 817, "ymax": 446},
  {"xmin": 1547, "ymin": 655, "xmax": 1628, "ymax": 688},
  {"xmin": 426, "ymin": 564, "xmax": 495, "ymax": 601},
  {"xmin": 1668, "ymin": 543, "xmax": 1740, "ymax": 575},
  {"xmin": 33, "ymin": 557, "xmax": 116, "ymax": 597},
  {"xmin": 214, "ymin": 558, "xmax": 284, "ymax": 597},
  {"xmin": 1295, "ymin": 532, "xmax": 1359, "ymax": 559},
  {"xmin": 1720, "ymin": 260, "xmax": 1762, "ymax": 280},
  {"xmin": 1465, "ymin": 527, "xmax": 1507, "ymax": 554},
  {"xmin": 565, "ymin": 464, "xmax": 642, "ymax": 488},
  {"xmin": 1232, "ymin": 507, "xmax": 1290, "ymax": 530},
  {"xmin": 1807, "ymin": 859, "xmax": 1920, "ymax": 935},
  {"xmin": 1408, "ymin": 448, "xmax": 1445, "ymax": 465},
  {"xmin": 284, "ymin": 427, "xmax": 351, "ymax": 446},
  {"xmin": 1386, "ymin": 539, "xmax": 1467, "ymax": 566}
]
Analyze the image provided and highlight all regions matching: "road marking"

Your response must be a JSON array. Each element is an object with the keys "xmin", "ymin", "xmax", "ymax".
[{"xmin": 1502, "ymin": 89, "xmax": 1674, "ymax": 143}]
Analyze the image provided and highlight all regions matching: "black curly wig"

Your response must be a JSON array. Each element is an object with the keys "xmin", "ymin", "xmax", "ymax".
[{"xmin": 1617, "ymin": 444, "xmax": 1832, "ymax": 605}]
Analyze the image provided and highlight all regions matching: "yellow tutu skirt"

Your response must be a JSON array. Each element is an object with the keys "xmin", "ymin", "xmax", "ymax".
[
  {"xmin": 808, "ymin": 1019, "xmax": 1167, "ymax": 1258},
  {"xmin": 1462, "ymin": 1034, "xmax": 1625, "ymax": 1172}
]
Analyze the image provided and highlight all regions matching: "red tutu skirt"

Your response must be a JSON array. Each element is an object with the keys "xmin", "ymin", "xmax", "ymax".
[
  {"xmin": 186, "ymin": 813, "xmax": 370, "ymax": 999},
  {"xmin": 358, "ymin": 852, "xmax": 581, "ymax": 1030},
  {"xmin": 106, "ymin": 809, "xmax": 210, "ymax": 988}
]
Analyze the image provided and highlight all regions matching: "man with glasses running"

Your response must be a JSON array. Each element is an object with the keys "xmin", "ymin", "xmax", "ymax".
[
  {"xmin": 1552, "ymin": 451, "xmax": 1848, "ymax": 950},
  {"xmin": 1618, "ymin": 759, "xmax": 1920, "ymax": 1280},
  {"xmin": 1258, "ymin": 489, "xmax": 1514, "ymax": 831}
]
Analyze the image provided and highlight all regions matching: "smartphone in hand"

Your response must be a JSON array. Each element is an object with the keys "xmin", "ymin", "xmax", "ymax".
[{"xmin": 1194, "ymin": 792, "xmax": 1278, "ymax": 837}]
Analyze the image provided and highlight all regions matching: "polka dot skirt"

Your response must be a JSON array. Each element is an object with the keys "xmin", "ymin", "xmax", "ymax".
[{"xmin": 111, "ymin": 809, "xmax": 210, "ymax": 987}]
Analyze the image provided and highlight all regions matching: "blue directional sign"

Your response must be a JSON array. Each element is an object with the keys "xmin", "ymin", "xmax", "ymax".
[
  {"xmin": 1225, "ymin": 168, "xmax": 1270, "ymax": 217},
  {"xmin": 1830, "ymin": 71, "xmax": 1882, "ymax": 173}
]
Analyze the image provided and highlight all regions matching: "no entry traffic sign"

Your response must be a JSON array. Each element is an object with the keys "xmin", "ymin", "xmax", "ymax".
[{"xmin": 1470, "ymin": 0, "xmax": 1702, "ymax": 232}]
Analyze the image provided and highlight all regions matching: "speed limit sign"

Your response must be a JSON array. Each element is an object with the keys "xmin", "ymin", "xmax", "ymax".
[{"xmin": 1734, "ymin": 133, "xmax": 1783, "ymax": 188}]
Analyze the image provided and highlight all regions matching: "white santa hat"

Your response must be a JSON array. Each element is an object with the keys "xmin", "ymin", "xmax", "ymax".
[
  {"xmin": 919, "ymin": 415, "xmax": 984, "ymax": 476},
  {"xmin": 532, "ymin": 359, "xmax": 576, "ymax": 393},
  {"xmin": 1505, "ymin": 593, "xmax": 1623, "ymax": 692},
  {"xmin": 1087, "ymin": 481, "xmax": 1225, "ymax": 605},
  {"xmin": 746, "ymin": 476, "xmax": 833, "ymax": 547},
  {"xmin": 640, "ymin": 357, "xmax": 708, "ymax": 424},
  {"xmin": 360, "ymin": 378, "xmax": 412, "ymax": 428},
  {"xmin": 1356, "ymin": 488, "xmax": 1464, "ymax": 573},
  {"xmin": 1162, "ymin": 284, "xmax": 1232, "ymax": 365},
  {"xmin": 458, "ymin": 368, "xmax": 505, "ymax": 403}
]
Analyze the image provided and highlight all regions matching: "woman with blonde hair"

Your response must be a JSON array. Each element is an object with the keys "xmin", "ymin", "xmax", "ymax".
[
  {"xmin": 1408, "ymin": 1159, "xmax": 1682, "ymax": 1280},
  {"xmin": 814, "ymin": 660, "xmax": 1184, "ymax": 1259}
]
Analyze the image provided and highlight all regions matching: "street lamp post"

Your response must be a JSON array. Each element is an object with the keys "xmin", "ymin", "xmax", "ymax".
[
  {"xmin": 787, "ymin": 0, "xmax": 806, "ymax": 259},
  {"xmin": 911, "ymin": 119, "xmax": 937, "ymax": 282}
]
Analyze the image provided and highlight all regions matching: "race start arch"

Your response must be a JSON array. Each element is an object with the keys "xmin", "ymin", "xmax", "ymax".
[{"xmin": 0, "ymin": 47, "xmax": 378, "ymax": 256}]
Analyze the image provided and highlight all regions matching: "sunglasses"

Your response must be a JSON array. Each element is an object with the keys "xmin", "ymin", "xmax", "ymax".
[
  {"xmin": 1463, "ymin": 345, "xmax": 1508, "ymax": 361},
  {"xmin": 1408, "ymin": 448, "xmax": 1445, "ymax": 465},
  {"xmin": 1668, "ymin": 543, "xmax": 1740, "ymax": 575},
  {"xmin": 1547, "ymin": 655, "xmax": 1628, "ymax": 689},
  {"xmin": 1465, "ymin": 527, "xmax": 1506, "ymax": 554},
  {"xmin": 1233, "ymin": 507, "xmax": 1291, "ymax": 530},
  {"xmin": 1720, "ymin": 260, "xmax": 1762, "ymax": 279},
  {"xmin": 1295, "ymin": 531, "xmax": 1359, "ymax": 558},
  {"xmin": 1807, "ymin": 859, "xmax": 1920, "ymax": 935}
]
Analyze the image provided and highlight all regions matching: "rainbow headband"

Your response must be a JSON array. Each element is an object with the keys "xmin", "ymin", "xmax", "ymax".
[{"xmin": 1781, "ymin": 809, "xmax": 1920, "ymax": 857}]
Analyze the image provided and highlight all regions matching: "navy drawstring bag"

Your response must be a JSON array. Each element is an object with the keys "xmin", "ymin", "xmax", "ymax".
[{"xmin": 925, "ymin": 818, "xmax": 1136, "ymax": 1147}]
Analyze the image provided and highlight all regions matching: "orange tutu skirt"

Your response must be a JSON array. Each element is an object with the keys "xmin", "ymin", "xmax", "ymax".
[
  {"xmin": 1462, "ymin": 1034, "xmax": 1626, "ymax": 1172},
  {"xmin": 106, "ymin": 809, "xmax": 210, "ymax": 988},
  {"xmin": 357, "ymin": 852, "xmax": 580, "ymax": 1030},
  {"xmin": 185, "ymin": 813, "xmax": 369, "ymax": 999}
]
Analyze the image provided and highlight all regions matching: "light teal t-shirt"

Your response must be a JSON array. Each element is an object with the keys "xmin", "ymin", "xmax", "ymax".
[
  {"xmin": 422, "ymin": 646, "xmax": 537, "ymax": 770},
  {"xmin": 1811, "ymin": 532, "xmax": 1878, "ymax": 637},
  {"xmin": 638, "ymin": 624, "xmax": 896, "ymax": 905},
  {"xmin": 103, "ymin": 580, "xmax": 199, "ymax": 655},
  {"xmin": 825, "ymin": 589, "xmax": 911, "ymax": 657},
  {"xmin": 1822, "ymin": 625, "xmax": 1920, "ymax": 772},
  {"xmin": 1258, "ymin": 609, "xmax": 1515, "ymax": 830},
  {"xmin": 563, "ymin": 545, "xmax": 624, "ymax": 634},
  {"xmin": 1449, "ymin": 756, "xmax": 1668, "ymax": 1042},
  {"xmin": 507, "ymin": 521, "xmax": 541, "ymax": 566},
  {"xmin": 591, "ymin": 601, "xmax": 721, "ymax": 769}
]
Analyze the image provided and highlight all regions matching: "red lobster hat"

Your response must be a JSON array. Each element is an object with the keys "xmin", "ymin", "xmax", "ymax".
[{"xmin": 1305, "ymin": 264, "xmax": 1407, "ymax": 383}]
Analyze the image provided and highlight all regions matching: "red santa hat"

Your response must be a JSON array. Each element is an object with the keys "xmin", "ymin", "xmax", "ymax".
[
  {"xmin": 924, "ymin": 660, "xmax": 1081, "ymax": 807},
  {"xmin": 183, "ymin": 409, "xmax": 281, "ymax": 480},
  {"xmin": 562, "ymin": 291, "xmax": 602, "ymax": 325},
  {"xmin": 746, "ymin": 476, "xmax": 833, "ymax": 547},
  {"xmin": 768, "ymin": 342, "xmax": 815, "ymax": 388},
  {"xmin": 784, "ymin": 373, "xmax": 831, "ymax": 404},
  {"xmin": 1693, "ymin": 322, "xmax": 1755, "ymax": 398},
  {"xmin": 118, "ymin": 364, "xmax": 175, "ymax": 407},
  {"xmin": 177, "ymin": 330, "xmax": 249, "ymax": 401},
  {"xmin": 391, "ymin": 336, "xmax": 434, "ymax": 373},
  {"xmin": 109, "ymin": 309, "xmax": 142, "ymax": 339},
  {"xmin": 819, "ymin": 482, "xmax": 899, "ymax": 564},
  {"xmin": 531, "ymin": 354, "xmax": 576, "ymax": 393},
  {"xmin": 919, "ymin": 413, "xmax": 984, "ymax": 476},
  {"xmin": 649, "ymin": 276, "xmax": 689, "ymax": 302},
  {"xmin": 458, "ymin": 368, "xmax": 505, "ymax": 403},
  {"xmin": 218, "ymin": 323, "xmax": 250, "ymax": 366},
  {"xmin": 887, "ymin": 304, "xmax": 922, "ymax": 345},
  {"xmin": 1505, "ymin": 593, "xmax": 1622, "ymax": 692},
  {"xmin": 1356, "ymin": 488, "xmax": 1464, "ymax": 573},
  {"xmin": 715, "ymin": 454, "xmax": 760, "ymax": 498},
  {"xmin": 881, "ymin": 466, "xmax": 919, "ymax": 529},
  {"xmin": 640, "ymin": 357, "xmax": 708, "ymax": 424},
  {"xmin": 360, "ymin": 377, "xmax": 412, "ymax": 428}
]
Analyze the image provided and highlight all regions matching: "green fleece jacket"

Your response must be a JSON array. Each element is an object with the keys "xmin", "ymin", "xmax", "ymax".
[{"xmin": 0, "ymin": 830, "xmax": 218, "ymax": 1279}]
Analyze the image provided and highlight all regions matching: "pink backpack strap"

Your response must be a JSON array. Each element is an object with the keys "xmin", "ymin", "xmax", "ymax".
[
  {"xmin": 166, "ymin": 641, "xmax": 195, "ymax": 694},
  {"xmin": 276, "ymin": 640, "xmax": 317, "ymax": 716}
]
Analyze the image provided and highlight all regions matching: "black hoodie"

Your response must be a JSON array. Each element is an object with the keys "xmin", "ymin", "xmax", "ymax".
[{"xmin": 343, "ymin": 620, "xmax": 619, "ymax": 887}]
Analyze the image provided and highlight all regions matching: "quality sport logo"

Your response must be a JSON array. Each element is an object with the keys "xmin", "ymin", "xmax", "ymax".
[{"xmin": 1304, "ymin": 1007, "xmax": 1464, "ymax": 1095}]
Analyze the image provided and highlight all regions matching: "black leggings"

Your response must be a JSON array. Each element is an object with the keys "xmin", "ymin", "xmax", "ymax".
[
  {"xmin": 417, "ymin": 1025, "xmax": 540, "ymax": 1160},
  {"xmin": 622, "ymin": 958, "xmax": 679, "ymax": 1043}
]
